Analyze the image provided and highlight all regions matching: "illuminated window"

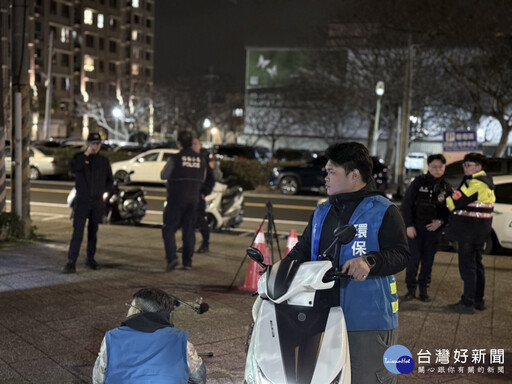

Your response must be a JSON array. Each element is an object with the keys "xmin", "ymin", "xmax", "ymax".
[
  {"xmin": 84, "ymin": 9, "xmax": 93, "ymax": 25},
  {"xmin": 97, "ymin": 14, "xmax": 104, "ymax": 29},
  {"xmin": 60, "ymin": 28, "xmax": 69, "ymax": 43},
  {"xmin": 131, "ymin": 64, "xmax": 139, "ymax": 75},
  {"xmin": 84, "ymin": 55, "xmax": 95, "ymax": 72},
  {"xmin": 131, "ymin": 30, "xmax": 138, "ymax": 41},
  {"xmin": 132, "ymin": 0, "xmax": 139, "ymax": 8}
]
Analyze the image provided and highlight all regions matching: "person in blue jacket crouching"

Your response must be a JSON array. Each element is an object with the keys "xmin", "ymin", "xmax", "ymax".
[{"xmin": 93, "ymin": 287, "xmax": 206, "ymax": 384}]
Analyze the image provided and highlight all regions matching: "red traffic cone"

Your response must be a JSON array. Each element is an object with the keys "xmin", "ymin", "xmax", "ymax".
[
  {"xmin": 239, "ymin": 227, "xmax": 267, "ymax": 292},
  {"xmin": 284, "ymin": 229, "xmax": 298, "ymax": 257}
]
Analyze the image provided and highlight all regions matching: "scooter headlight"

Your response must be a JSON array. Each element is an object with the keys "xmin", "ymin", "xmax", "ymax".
[{"xmin": 102, "ymin": 192, "xmax": 108, "ymax": 200}]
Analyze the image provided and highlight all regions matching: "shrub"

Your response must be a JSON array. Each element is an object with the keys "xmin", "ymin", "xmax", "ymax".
[
  {"xmin": 0, "ymin": 212, "xmax": 36, "ymax": 241},
  {"xmin": 219, "ymin": 160, "xmax": 272, "ymax": 191}
]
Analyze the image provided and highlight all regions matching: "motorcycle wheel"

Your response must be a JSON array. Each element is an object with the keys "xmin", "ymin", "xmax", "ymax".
[
  {"xmin": 130, "ymin": 216, "xmax": 143, "ymax": 225},
  {"xmin": 206, "ymin": 213, "xmax": 217, "ymax": 231}
]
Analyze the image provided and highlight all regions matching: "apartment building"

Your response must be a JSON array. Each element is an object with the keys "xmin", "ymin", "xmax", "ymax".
[{"xmin": 1, "ymin": 0, "xmax": 155, "ymax": 140}]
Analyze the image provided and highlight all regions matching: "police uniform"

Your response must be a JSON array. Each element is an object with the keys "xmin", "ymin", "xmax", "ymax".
[
  {"xmin": 67, "ymin": 136, "xmax": 113, "ymax": 268},
  {"xmin": 161, "ymin": 147, "xmax": 206, "ymax": 269},
  {"xmin": 445, "ymin": 170, "xmax": 495, "ymax": 308},
  {"xmin": 400, "ymin": 173, "xmax": 452, "ymax": 298}
]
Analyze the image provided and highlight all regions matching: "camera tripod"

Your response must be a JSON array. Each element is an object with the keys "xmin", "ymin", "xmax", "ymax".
[{"xmin": 228, "ymin": 201, "xmax": 283, "ymax": 290}]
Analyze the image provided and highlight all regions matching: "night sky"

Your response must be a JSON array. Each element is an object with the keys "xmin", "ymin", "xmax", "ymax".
[{"xmin": 154, "ymin": 0, "xmax": 342, "ymax": 89}]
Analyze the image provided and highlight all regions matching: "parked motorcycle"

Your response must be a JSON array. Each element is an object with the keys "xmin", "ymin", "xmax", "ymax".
[
  {"xmin": 205, "ymin": 182, "xmax": 244, "ymax": 231},
  {"xmin": 67, "ymin": 176, "xmax": 147, "ymax": 225},
  {"xmin": 245, "ymin": 224, "xmax": 356, "ymax": 384}
]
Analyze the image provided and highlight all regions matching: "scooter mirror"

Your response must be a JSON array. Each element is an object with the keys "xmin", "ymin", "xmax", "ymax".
[
  {"xmin": 334, "ymin": 225, "xmax": 357, "ymax": 245},
  {"xmin": 246, "ymin": 247, "xmax": 266, "ymax": 268}
]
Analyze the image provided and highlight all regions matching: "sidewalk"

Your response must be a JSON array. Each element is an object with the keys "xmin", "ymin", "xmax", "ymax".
[{"xmin": 1, "ymin": 220, "xmax": 511, "ymax": 383}]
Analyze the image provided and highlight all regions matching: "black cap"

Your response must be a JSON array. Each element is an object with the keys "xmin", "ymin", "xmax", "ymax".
[{"xmin": 87, "ymin": 132, "xmax": 102, "ymax": 142}]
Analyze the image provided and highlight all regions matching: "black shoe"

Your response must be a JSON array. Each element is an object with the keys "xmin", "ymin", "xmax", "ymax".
[
  {"xmin": 85, "ymin": 259, "xmax": 99, "ymax": 270},
  {"xmin": 182, "ymin": 265, "xmax": 192, "ymax": 271},
  {"xmin": 165, "ymin": 260, "xmax": 178, "ymax": 272},
  {"xmin": 418, "ymin": 294, "xmax": 431, "ymax": 302},
  {"xmin": 196, "ymin": 245, "xmax": 209, "ymax": 253},
  {"xmin": 402, "ymin": 292, "xmax": 416, "ymax": 301},
  {"xmin": 62, "ymin": 261, "xmax": 76, "ymax": 274},
  {"xmin": 418, "ymin": 287, "xmax": 431, "ymax": 302},
  {"xmin": 448, "ymin": 300, "xmax": 475, "ymax": 314},
  {"xmin": 474, "ymin": 301, "xmax": 487, "ymax": 311}
]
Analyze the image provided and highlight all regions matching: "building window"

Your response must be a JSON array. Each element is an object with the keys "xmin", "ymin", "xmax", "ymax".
[
  {"xmin": 97, "ymin": 14, "xmax": 104, "ymax": 29},
  {"xmin": 146, "ymin": 2, "xmax": 152, "ymax": 11},
  {"xmin": 146, "ymin": 19, "xmax": 152, "ymax": 29},
  {"xmin": 61, "ymin": 77, "xmax": 70, "ymax": 91},
  {"xmin": 86, "ymin": 34, "xmax": 94, "ymax": 48},
  {"xmin": 109, "ymin": 41, "xmax": 117, "ymax": 53},
  {"xmin": 62, "ymin": 4, "xmax": 70, "ymax": 18},
  {"xmin": 146, "ymin": 35, "xmax": 151, "ymax": 45},
  {"xmin": 84, "ymin": 55, "xmax": 95, "ymax": 72},
  {"xmin": 61, "ymin": 53, "xmax": 69, "ymax": 67},
  {"xmin": 109, "ymin": 0, "xmax": 117, "ymax": 8},
  {"xmin": 131, "ymin": 64, "xmax": 139, "ymax": 75},
  {"xmin": 108, "ymin": 62, "xmax": 116, "ymax": 74},
  {"xmin": 133, "ymin": 46, "xmax": 141, "ymax": 59},
  {"xmin": 145, "ymin": 51, "xmax": 151, "ymax": 61},
  {"xmin": 99, "ymin": 37, "xmax": 104, "ymax": 50},
  {"xmin": 86, "ymin": 81, "xmax": 94, "ymax": 94},
  {"xmin": 84, "ymin": 9, "xmax": 94, "ymax": 25},
  {"xmin": 132, "ymin": 0, "xmax": 140, "ymax": 8},
  {"xmin": 50, "ymin": 0, "xmax": 57, "ymax": 15},
  {"xmin": 109, "ymin": 17, "xmax": 118, "ymax": 30},
  {"xmin": 134, "ymin": 14, "xmax": 140, "ymax": 24},
  {"xmin": 60, "ymin": 27, "xmax": 70, "ymax": 43},
  {"xmin": 145, "ymin": 68, "xmax": 151, "ymax": 78},
  {"xmin": 131, "ymin": 30, "xmax": 138, "ymax": 41},
  {"xmin": 99, "ymin": 60, "xmax": 104, "ymax": 72}
]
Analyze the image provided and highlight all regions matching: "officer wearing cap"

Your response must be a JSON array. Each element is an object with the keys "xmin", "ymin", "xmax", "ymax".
[
  {"xmin": 63, "ymin": 132, "xmax": 113, "ymax": 273},
  {"xmin": 161, "ymin": 131, "xmax": 206, "ymax": 272}
]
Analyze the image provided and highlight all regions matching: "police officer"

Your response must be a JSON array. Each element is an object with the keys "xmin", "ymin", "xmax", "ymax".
[
  {"xmin": 400, "ymin": 154, "xmax": 452, "ymax": 301},
  {"xmin": 445, "ymin": 152, "xmax": 495, "ymax": 314},
  {"xmin": 161, "ymin": 131, "xmax": 206, "ymax": 271},
  {"xmin": 63, "ymin": 132, "xmax": 113, "ymax": 273}
]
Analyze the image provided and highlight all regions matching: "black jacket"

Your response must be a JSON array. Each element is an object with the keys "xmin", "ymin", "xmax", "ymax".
[
  {"xmin": 400, "ymin": 173, "xmax": 452, "ymax": 229},
  {"xmin": 71, "ymin": 152, "xmax": 113, "ymax": 199}
]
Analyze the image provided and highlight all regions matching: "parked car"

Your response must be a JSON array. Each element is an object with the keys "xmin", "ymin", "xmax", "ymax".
[
  {"xmin": 270, "ymin": 148, "xmax": 315, "ymax": 163},
  {"xmin": 444, "ymin": 157, "xmax": 512, "ymax": 187},
  {"xmin": 441, "ymin": 174, "xmax": 512, "ymax": 254},
  {"xmin": 270, "ymin": 155, "xmax": 389, "ymax": 195},
  {"xmin": 210, "ymin": 144, "xmax": 271, "ymax": 162},
  {"xmin": 110, "ymin": 148, "xmax": 179, "ymax": 184},
  {"xmin": 5, "ymin": 146, "xmax": 68, "ymax": 180}
]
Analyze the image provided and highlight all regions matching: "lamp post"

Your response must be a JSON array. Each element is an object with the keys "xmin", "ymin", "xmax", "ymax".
[
  {"xmin": 203, "ymin": 118, "xmax": 211, "ymax": 142},
  {"xmin": 112, "ymin": 107, "xmax": 123, "ymax": 141},
  {"xmin": 371, "ymin": 81, "xmax": 385, "ymax": 156}
]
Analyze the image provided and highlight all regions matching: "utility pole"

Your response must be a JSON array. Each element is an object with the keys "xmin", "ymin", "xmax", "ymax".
[
  {"xmin": 11, "ymin": 0, "xmax": 32, "ymax": 236},
  {"xmin": 0, "ymin": 19, "xmax": 6, "ymax": 213},
  {"xmin": 42, "ymin": 29, "xmax": 53, "ymax": 140},
  {"xmin": 397, "ymin": 38, "xmax": 414, "ymax": 194}
]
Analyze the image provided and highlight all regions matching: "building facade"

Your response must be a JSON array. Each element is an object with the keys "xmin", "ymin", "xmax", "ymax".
[{"xmin": 1, "ymin": 0, "xmax": 155, "ymax": 141}]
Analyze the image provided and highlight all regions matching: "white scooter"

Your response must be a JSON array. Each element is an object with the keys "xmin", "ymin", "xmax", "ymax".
[
  {"xmin": 245, "ymin": 225, "xmax": 356, "ymax": 384},
  {"xmin": 205, "ymin": 182, "xmax": 244, "ymax": 231}
]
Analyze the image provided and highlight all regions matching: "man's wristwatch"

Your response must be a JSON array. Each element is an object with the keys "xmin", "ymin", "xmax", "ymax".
[{"xmin": 362, "ymin": 254, "xmax": 377, "ymax": 269}]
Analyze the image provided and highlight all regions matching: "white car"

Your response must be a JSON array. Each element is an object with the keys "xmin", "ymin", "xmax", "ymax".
[
  {"xmin": 5, "ymin": 146, "xmax": 68, "ymax": 180},
  {"xmin": 487, "ymin": 174, "xmax": 512, "ymax": 253},
  {"xmin": 111, "ymin": 148, "xmax": 179, "ymax": 184}
]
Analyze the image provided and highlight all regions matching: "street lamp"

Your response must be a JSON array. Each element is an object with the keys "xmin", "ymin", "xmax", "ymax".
[
  {"xmin": 112, "ymin": 107, "xmax": 123, "ymax": 141},
  {"xmin": 371, "ymin": 81, "xmax": 385, "ymax": 156}
]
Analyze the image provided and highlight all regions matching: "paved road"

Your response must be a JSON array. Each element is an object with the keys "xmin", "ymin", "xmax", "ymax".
[{"xmin": 1, "ymin": 204, "xmax": 511, "ymax": 383}]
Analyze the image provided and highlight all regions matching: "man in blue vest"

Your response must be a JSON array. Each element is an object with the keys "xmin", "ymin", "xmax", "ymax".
[
  {"xmin": 92, "ymin": 287, "xmax": 206, "ymax": 384},
  {"xmin": 287, "ymin": 142, "xmax": 410, "ymax": 384}
]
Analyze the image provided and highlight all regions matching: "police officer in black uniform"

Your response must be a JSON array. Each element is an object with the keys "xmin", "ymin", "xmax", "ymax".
[
  {"xmin": 63, "ymin": 132, "xmax": 113, "ymax": 273},
  {"xmin": 400, "ymin": 154, "xmax": 452, "ymax": 301},
  {"xmin": 161, "ymin": 131, "xmax": 206, "ymax": 271}
]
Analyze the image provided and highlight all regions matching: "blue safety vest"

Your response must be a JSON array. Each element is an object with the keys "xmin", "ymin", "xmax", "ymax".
[
  {"xmin": 311, "ymin": 196, "xmax": 399, "ymax": 331},
  {"xmin": 105, "ymin": 326, "xmax": 189, "ymax": 384}
]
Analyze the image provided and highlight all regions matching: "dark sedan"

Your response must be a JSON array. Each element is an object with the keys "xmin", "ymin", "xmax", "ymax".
[{"xmin": 270, "ymin": 156, "xmax": 389, "ymax": 195}]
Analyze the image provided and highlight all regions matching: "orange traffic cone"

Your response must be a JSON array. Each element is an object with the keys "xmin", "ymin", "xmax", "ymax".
[
  {"xmin": 284, "ymin": 229, "xmax": 298, "ymax": 257},
  {"xmin": 239, "ymin": 227, "xmax": 267, "ymax": 292}
]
